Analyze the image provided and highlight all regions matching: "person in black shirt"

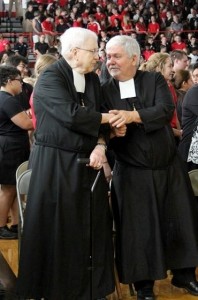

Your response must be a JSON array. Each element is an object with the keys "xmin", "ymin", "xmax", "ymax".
[
  {"xmin": 0, "ymin": 66, "xmax": 33, "ymax": 239},
  {"xmin": 6, "ymin": 55, "xmax": 33, "ymax": 112},
  {"xmin": 34, "ymin": 34, "xmax": 49, "ymax": 55},
  {"xmin": 56, "ymin": 16, "xmax": 69, "ymax": 33},
  {"xmin": 14, "ymin": 35, "xmax": 29, "ymax": 57}
]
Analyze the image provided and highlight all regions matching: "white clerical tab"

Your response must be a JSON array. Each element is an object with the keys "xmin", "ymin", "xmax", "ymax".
[
  {"xmin": 119, "ymin": 78, "xmax": 136, "ymax": 99},
  {"xmin": 72, "ymin": 70, "xmax": 85, "ymax": 93}
]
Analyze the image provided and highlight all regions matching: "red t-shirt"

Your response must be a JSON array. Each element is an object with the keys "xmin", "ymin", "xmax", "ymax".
[
  {"xmin": 0, "ymin": 39, "xmax": 10, "ymax": 52},
  {"xmin": 148, "ymin": 22, "xmax": 160, "ymax": 34},
  {"xmin": 87, "ymin": 22, "xmax": 100, "ymax": 35},
  {"xmin": 109, "ymin": 14, "xmax": 122, "ymax": 26},
  {"xmin": 42, "ymin": 20, "xmax": 53, "ymax": 32},
  {"xmin": 171, "ymin": 42, "xmax": 186, "ymax": 51}
]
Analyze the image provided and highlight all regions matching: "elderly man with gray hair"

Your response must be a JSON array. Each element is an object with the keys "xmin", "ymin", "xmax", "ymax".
[{"xmin": 101, "ymin": 35, "xmax": 198, "ymax": 300}]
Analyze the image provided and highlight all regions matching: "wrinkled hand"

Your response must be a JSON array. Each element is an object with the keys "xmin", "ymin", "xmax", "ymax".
[
  {"xmin": 109, "ymin": 110, "xmax": 133, "ymax": 128},
  {"xmin": 111, "ymin": 124, "xmax": 127, "ymax": 137},
  {"xmin": 89, "ymin": 145, "xmax": 106, "ymax": 170}
]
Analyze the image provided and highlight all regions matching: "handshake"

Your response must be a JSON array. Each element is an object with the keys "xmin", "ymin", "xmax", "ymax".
[{"xmin": 103, "ymin": 109, "xmax": 141, "ymax": 138}]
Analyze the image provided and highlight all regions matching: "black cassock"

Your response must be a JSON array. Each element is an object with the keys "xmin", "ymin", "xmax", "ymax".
[
  {"xmin": 101, "ymin": 70, "xmax": 198, "ymax": 284},
  {"xmin": 16, "ymin": 58, "xmax": 114, "ymax": 299}
]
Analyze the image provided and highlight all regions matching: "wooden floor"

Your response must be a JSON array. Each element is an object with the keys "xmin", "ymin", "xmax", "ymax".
[{"xmin": 0, "ymin": 239, "xmax": 198, "ymax": 299}]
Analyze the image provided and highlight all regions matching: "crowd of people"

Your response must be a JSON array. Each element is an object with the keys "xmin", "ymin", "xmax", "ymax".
[
  {"xmin": 0, "ymin": 0, "xmax": 198, "ymax": 62},
  {"xmin": 1, "ymin": 1, "xmax": 198, "ymax": 300}
]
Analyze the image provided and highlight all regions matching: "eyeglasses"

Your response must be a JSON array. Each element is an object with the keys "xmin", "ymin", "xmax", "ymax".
[{"xmin": 76, "ymin": 47, "xmax": 99, "ymax": 55}]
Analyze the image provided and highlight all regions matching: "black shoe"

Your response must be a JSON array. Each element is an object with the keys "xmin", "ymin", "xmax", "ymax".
[
  {"xmin": 9, "ymin": 224, "xmax": 18, "ymax": 233},
  {"xmin": 171, "ymin": 278, "xmax": 198, "ymax": 296},
  {"xmin": 0, "ymin": 226, "xmax": 18, "ymax": 240},
  {"xmin": 137, "ymin": 290, "xmax": 155, "ymax": 300}
]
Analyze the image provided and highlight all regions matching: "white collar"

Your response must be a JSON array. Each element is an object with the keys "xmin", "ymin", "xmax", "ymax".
[
  {"xmin": 119, "ymin": 78, "xmax": 136, "ymax": 99},
  {"xmin": 72, "ymin": 70, "xmax": 85, "ymax": 93}
]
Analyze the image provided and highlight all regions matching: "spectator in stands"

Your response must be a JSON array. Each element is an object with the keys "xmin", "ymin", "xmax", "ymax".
[
  {"xmin": 41, "ymin": 14, "xmax": 57, "ymax": 47},
  {"xmin": 27, "ymin": 0, "xmax": 39, "ymax": 13},
  {"xmin": 6, "ymin": 55, "xmax": 33, "ymax": 112},
  {"xmin": 72, "ymin": 16, "xmax": 83, "ymax": 27},
  {"xmin": 94, "ymin": 5, "xmax": 106, "ymax": 23},
  {"xmin": 109, "ymin": 17, "xmax": 122, "ymax": 35},
  {"xmin": 188, "ymin": 47, "xmax": 198, "ymax": 64},
  {"xmin": 0, "ymin": 34, "xmax": 10, "ymax": 53},
  {"xmin": 142, "ymin": 42, "xmax": 155, "ymax": 61},
  {"xmin": 56, "ymin": 16, "xmax": 69, "ymax": 33},
  {"xmin": 135, "ymin": 16, "xmax": 148, "ymax": 48},
  {"xmin": 187, "ymin": 7, "xmax": 198, "ymax": 30},
  {"xmin": 32, "ymin": 11, "xmax": 43, "ymax": 44},
  {"xmin": 8, "ymin": 0, "xmax": 22, "ymax": 19},
  {"xmin": 157, "ymin": 35, "xmax": 171, "ymax": 52},
  {"xmin": 99, "ymin": 30, "xmax": 109, "ymax": 44},
  {"xmin": 170, "ymin": 14, "xmax": 183, "ymax": 35},
  {"xmin": 24, "ymin": 4, "xmax": 34, "ymax": 32},
  {"xmin": 0, "ymin": 65, "xmax": 33, "ymax": 239},
  {"xmin": 14, "ymin": 35, "xmax": 29, "ymax": 57},
  {"xmin": 0, "ymin": 45, "xmax": 15, "ymax": 65},
  {"xmin": 187, "ymin": 35, "xmax": 198, "ymax": 52},
  {"xmin": 171, "ymin": 34, "xmax": 187, "ymax": 51},
  {"xmin": 121, "ymin": 13, "xmax": 133, "ymax": 34},
  {"xmin": 87, "ymin": 14, "xmax": 101, "ymax": 35},
  {"xmin": 146, "ymin": 35, "xmax": 157, "ymax": 51},
  {"xmin": 108, "ymin": 7, "xmax": 122, "ymax": 27},
  {"xmin": 171, "ymin": 50, "xmax": 189, "ymax": 72},
  {"xmin": 34, "ymin": 34, "xmax": 50, "ymax": 56},
  {"xmin": 147, "ymin": 15, "xmax": 160, "ymax": 40}
]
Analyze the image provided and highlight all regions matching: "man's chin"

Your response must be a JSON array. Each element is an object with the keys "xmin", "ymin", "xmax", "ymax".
[{"xmin": 109, "ymin": 70, "xmax": 120, "ymax": 79}]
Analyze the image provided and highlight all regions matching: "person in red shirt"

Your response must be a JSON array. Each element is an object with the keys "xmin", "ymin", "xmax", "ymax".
[
  {"xmin": 109, "ymin": 7, "xmax": 122, "ymax": 27},
  {"xmin": 41, "ymin": 14, "xmax": 56, "ymax": 46},
  {"xmin": 135, "ymin": 16, "xmax": 148, "ymax": 47},
  {"xmin": 0, "ymin": 34, "xmax": 10, "ymax": 53},
  {"xmin": 148, "ymin": 15, "xmax": 160, "ymax": 40},
  {"xmin": 171, "ymin": 34, "xmax": 187, "ymax": 51},
  {"xmin": 73, "ymin": 16, "xmax": 83, "ymax": 27},
  {"xmin": 94, "ymin": 6, "xmax": 106, "ymax": 23},
  {"xmin": 142, "ymin": 43, "xmax": 155, "ymax": 61},
  {"xmin": 121, "ymin": 14, "xmax": 133, "ymax": 34},
  {"xmin": 87, "ymin": 14, "xmax": 101, "ymax": 35}
]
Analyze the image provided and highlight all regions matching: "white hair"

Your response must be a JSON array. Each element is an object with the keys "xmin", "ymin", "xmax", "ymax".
[
  {"xmin": 60, "ymin": 28, "xmax": 98, "ymax": 56},
  {"xmin": 106, "ymin": 35, "xmax": 141, "ymax": 66}
]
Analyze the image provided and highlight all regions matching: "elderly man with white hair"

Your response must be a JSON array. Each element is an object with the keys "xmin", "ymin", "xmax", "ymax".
[{"xmin": 16, "ymin": 27, "xmax": 125, "ymax": 300}]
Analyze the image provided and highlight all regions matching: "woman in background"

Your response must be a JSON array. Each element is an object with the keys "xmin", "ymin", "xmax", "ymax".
[
  {"xmin": 0, "ymin": 66, "xmax": 33, "ymax": 239},
  {"xmin": 140, "ymin": 52, "xmax": 182, "ymax": 142},
  {"xmin": 172, "ymin": 69, "xmax": 193, "ymax": 127}
]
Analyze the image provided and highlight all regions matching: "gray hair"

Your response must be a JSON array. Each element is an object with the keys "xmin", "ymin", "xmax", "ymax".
[
  {"xmin": 60, "ymin": 28, "xmax": 98, "ymax": 56},
  {"xmin": 106, "ymin": 35, "xmax": 141, "ymax": 66}
]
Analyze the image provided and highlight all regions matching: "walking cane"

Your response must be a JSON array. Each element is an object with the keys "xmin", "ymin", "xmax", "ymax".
[{"xmin": 77, "ymin": 158, "xmax": 101, "ymax": 300}]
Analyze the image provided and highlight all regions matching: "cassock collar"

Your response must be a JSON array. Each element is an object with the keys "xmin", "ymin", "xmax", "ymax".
[{"xmin": 72, "ymin": 69, "xmax": 85, "ymax": 93}]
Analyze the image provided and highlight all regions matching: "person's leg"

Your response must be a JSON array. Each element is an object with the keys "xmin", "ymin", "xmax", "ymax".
[
  {"xmin": 172, "ymin": 267, "xmax": 198, "ymax": 296},
  {"xmin": 134, "ymin": 280, "xmax": 155, "ymax": 300},
  {"xmin": 0, "ymin": 185, "xmax": 17, "ymax": 239},
  {"xmin": 8, "ymin": 0, "xmax": 14, "ymax": 18}
]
